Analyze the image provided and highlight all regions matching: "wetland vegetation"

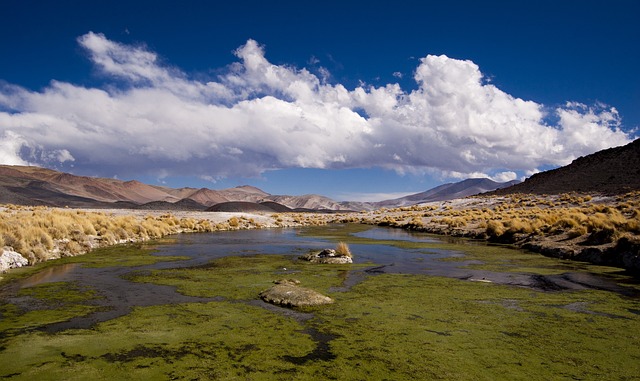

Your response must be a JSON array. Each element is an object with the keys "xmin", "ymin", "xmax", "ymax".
[{"xmin": 1, "ymin": 224, "xmax": 639, "ymax": 380}]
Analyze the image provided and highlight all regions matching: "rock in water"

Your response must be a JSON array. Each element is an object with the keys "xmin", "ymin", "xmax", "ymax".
[
  {"xmin": 260, "ymin": 279, "xmax": 334, "ymax": 307},
  {"xmin": 299, "ymin": 249, "xmax": 353, "ymax": 264}
]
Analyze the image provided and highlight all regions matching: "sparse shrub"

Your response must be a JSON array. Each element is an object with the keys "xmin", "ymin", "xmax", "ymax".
[
  {"xmin": 179, "ymin": 218, "xmax": 197, "ymax": 230},
  {"xmin": 228, "ymin": 217, "xmax": 240, "ymax": 227},
  {"xmin": 505, "ymin": 218, "xmax": 535, "ymax": 234},
  {"xmin": 409, "ymin": 216, "xmax": 423, "ymax": 227},
  {"xmin": 63, "ymin": 240, "xmax": 83, "ymax": 256},
  {"xmin": 625, "ymin": 217, "xmax": 640, "ymax": 234},
  {"xmin": 335, "ymin": 242, "xmax": 352, "ymax": 257},
  {"xmin": 486, "ymin": 220, "xmax": 506, "ymax": 238}
]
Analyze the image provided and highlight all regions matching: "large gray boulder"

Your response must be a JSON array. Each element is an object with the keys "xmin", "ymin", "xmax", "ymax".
[{"xmin": 259, "ymin": 279, "xmax": 334, "ymax": 307}]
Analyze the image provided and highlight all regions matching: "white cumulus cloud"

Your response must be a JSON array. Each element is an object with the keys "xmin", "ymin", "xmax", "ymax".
[{"xmin": 0, "ymin": 32, "xmax": 633, "ymax": 181}]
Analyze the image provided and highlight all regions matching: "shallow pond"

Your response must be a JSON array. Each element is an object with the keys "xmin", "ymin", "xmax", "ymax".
[{"xmin": 1, "ymin": 224, "xmax": 639, "ymax": 380}]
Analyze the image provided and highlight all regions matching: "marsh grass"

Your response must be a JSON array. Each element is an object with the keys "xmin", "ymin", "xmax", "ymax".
[
  {"xmin": 314, "ymin": 274, "xmax": 640, "ymax": 380},
  {"xmin": 0, "ymin": 281, "xmax": 101, "ymax": 336},
  {"xmin": 1, "ymin": 257, "xmax": 638, "ymax": 380}
]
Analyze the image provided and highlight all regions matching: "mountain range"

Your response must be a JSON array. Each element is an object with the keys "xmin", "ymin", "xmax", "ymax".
[
  {"xmin": 3, "ymin": 138, "xmax": 637, "ymax": 211},
  {"xmin": 0, "ymin": 165, "xmax": 514, "ymax": 211}
]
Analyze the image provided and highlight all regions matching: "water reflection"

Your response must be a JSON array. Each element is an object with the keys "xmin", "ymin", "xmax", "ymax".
[
  {"xmin": 352, "ymin": 226, "xmax": 440, "ymax": 243},
  {"xmin": 18, "ymin": 263, "xmax": 79, "ymax": 288}
]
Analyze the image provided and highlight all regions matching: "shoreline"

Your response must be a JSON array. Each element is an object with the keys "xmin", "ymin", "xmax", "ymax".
[{"xmin": 2, "ymin": 192, "xmax": 640, "ymax": 275}]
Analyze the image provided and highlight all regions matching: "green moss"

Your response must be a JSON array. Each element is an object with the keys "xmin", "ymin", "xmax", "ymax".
[
  {"xmin": 0, "ymin": 282, "xmax": 101, "ymax": 335},
  {"xmin": 17, "ymin": 281, "xmax": 98, "ymax": 304},
  {"xmin": 65, "ymin": 242, "xmax": 188, "ymax": 268},
  {"xmin": 0, "ymin": 301, "xmax": 316, "ymax": 380},
  {"xmin": 435, "ymin": 240, "xmax": 639, "ymax": 286},
  {"xmin": 311, "ymin": 274, "xmax": 640, "ymax": 380}
]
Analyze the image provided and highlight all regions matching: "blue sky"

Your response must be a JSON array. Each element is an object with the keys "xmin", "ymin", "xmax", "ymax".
[{"xmin": 1, "ymin": 0, "xmax": 638, "ymax": 201}]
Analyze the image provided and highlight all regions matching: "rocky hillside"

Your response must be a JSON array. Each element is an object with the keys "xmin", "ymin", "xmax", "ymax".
[{"xmin": 493, "ymin": 138, "xmax": 640, "ymax": 195}]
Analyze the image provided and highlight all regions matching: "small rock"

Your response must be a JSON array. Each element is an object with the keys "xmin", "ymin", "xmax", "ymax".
[{"xmin": 318, "ymin": 249, "xmax": 337, "ymax": 257}]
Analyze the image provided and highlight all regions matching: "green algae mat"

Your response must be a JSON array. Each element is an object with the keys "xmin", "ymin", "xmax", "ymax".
[{"xmin": 1, "ymin": 228, "xmax": 640, "ymax": 380}]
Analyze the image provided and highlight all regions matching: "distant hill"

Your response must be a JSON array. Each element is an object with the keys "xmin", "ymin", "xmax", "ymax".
[
  {"xmin": 136, "ymin": 199, "xmax": 207, "ymax": 211},
  {"xmin": 206, "ymin": 201, "xmax": 279, "ymax": 213},
  {"xmin": 374, "ymin": 178, "xmax": 519, "ymax": 208},
  {"xmin": 492, "ymin": 138, "xmax": 640, "ymax": 195},
  {"xmin": 258, "ymin": 201, "xmax": 294, "ymax": 213},
  {"xmin": 265, "ymin": 194, "xmax": 345, "ymax": 211},
  {"xmin": 0, "ymin": 165, "xmax": 355, "ymax": 211}
]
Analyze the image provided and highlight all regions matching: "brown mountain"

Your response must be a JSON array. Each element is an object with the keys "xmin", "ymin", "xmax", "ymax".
[
  {"xmin": 0, "ymin": 165, "xmax": 352, "ymax": 210},
  {"xmin": 0, "ymin": 166, "xmax": 179, "ymax": 205},
  {"xmin": 493, "ymin": 138, "xmax": 640, "ymax": 195}
]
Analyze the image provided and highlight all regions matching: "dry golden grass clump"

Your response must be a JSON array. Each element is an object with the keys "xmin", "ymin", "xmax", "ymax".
[
  {"xmin": 355, "ymin": 192, "xmax": 640, "ymax": 253},
  {"xmin": 335, "ymin": 241, "xmax": 352, "ymax": 257},
  {"xmin": 0, "ymin": 206, "xmax": 264, "ymax": 265}
]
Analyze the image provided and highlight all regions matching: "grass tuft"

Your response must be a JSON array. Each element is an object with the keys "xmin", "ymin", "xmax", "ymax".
[{"xmin": 335, "ymin": 241, "xmax": 352, "ymax": 257}]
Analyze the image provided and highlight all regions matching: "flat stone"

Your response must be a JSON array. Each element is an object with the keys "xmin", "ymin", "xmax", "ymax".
[{"xmin": 260, "ymin": 280, "xmax": 334, "ymax": 307}]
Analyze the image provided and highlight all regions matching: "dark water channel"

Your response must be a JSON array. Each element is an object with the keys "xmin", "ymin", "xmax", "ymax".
[{"xmin": 4, "ymin": 224, "xmax": 638, "ymax": 333}]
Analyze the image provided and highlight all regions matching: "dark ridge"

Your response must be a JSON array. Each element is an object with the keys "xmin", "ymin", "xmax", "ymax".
[
  {"xmin": 206, "ymin": 201, "xmax": 278, "ymax": 213},
  {"xmin": 0, "ymin": 185, "xmax": 51, "ymax": 206},
  {"xmin": 108, "ymin": 201, "xmax": 143, "ymax": 209},
  {"xmin": 137, "ymin": 199, "xmax": 207, "ymax": 211},
  {"xmin": 4, "ymin": 181, "xmax": 103, "ymax": 208},
  {"xmin": 258, "ymin": 201, "xmax": 292, "ymax": 212},
  {"xmin": 292, "ymin": 208, "xmax": 354, "ymax": 214},
  {"xmin": 492, "ymin": 138, "xmax": 640, "ymax": 195}
]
